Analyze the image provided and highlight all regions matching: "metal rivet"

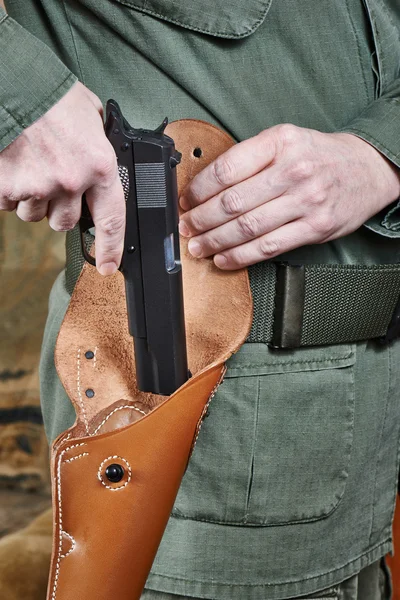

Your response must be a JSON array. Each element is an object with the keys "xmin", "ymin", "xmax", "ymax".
[
  {"xmin": 85, "ymin": 389, "xmax": 95, "ymax": 398},
  {"xmin": 127, "ymin": 246, "xmax": 136, "ymax": 254},
  {"xmin": 113, "ymin": 128, "xmax": 120, "ymax": 135},
  {"xmin": 105, "ymin": 463, "xmax": 125, "ymax": 483},
  {"xmin": 121, "ymin": 142, "xmax": 129, "ymax": 152},
  {"xmin": 193, "ymin": 147, "xmax": 202, "ymax": 158},
  {"xmin": 85, "ymin": 351, "xmax": 94, "ymax": 360}
]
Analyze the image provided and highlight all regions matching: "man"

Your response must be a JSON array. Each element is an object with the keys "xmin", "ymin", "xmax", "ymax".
[{"xmin": 1, "ymin": 1, "xmax": 400, "ymax": 598}]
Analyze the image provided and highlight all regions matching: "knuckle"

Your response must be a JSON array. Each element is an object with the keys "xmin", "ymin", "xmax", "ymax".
[
  {"xmin": 237, "ymin": 212, "xmax": 261, "ymax": 238},
  {"xmin": 0, "ymin": 202, "xmax": 15, "ymax": 212},
  {"xmin": 277, "ymin": 123, "xmax": 301, "ymax": 146},
  {"xmin": 186, "ymin": 187, "xmax": 203, "ymax": 209},
  {"xmin": 288, "ymin": 159, "xmax": 315, "ymax": 181},
  {"xmin": 213, "ymin": 156, "xmax": 236, "ymax": 186},
  {"xmin": 187, "ymin": 210, "xmax": 205, "ymax": 233},
  {"xmin": 309, "ymin": 213, "xmax": 335, "ymax": 237},
  {"xmin": 305, "ymin": 187, "xmax": 328, "ymax": 207},
  {"xmin": 29, "ymin": 194, "xmax": 47, "ymax": 206},
  {"xmin": 25, "ymin": 204, "xmax": 46, "ymax": 222},
  {"xmin": 96, "ymin": 213, "xmax": 125, "ymax": 237},
  {"xmin": 204, "ymin": 233, "xmax": 222, "ymax": 253},
  {"xmin": 258, "ymin": 237, "xmax": 280, "ymax": 258},
  {"xmin": 50, "ymin": 217, "xmax": 78, "ymax": 232},
  {"xmin": 2, "ymin": 187, "xmax": 21, "ymax": 205},
  {"xmin": 59, "ymin": 174, "xmax": 81, "ymax": 196},
  {"xmin": 28, "ymin": 214, "xmax": 45, "ymax": 223},
  {"xmin": 220, "ymin": 188, "xmax": 243, "ymax": 217},
  {"xmin": 93, "ymin": 150, "xmax": 117, "ymax": 180},
  {"xmin": 231, "ymin": 247, "xmax": 249, "ymax": 268},
  {"xmin": 26, "ymin": 189, "xmax": 47, "ymax": 203}
]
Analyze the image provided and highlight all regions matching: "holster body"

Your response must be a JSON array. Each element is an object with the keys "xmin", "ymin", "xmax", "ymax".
[{"xmin": 47, "ymin": 120, "xmax": 253, "ymax": 600}]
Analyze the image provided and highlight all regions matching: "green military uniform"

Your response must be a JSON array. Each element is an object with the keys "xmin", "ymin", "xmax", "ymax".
[{"xmin": 1, "ymin": 1, "xmax": 400, "ymax": 598}]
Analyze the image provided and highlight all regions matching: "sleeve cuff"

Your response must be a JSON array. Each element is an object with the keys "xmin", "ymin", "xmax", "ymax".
[
  {"xmin": 338, "ymin": 90, "xmax": 400, "ymax": 238},
  {"xmin": 0, "ymin": 11, "xmax": 78, "ymax": 152}
]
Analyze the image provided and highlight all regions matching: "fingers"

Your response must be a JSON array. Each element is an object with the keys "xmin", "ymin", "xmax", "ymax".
[
  {"xmin": 85, "ymin": 166, "xmax": 126, "ymax": 276},
  {"xmin": 213, "ymin": 220, "xmax": 319, "ymax": 270},
  {"xmin": 180, "ymin": 128, "xmax": 279, "ymax": 210},
  {"xmin": 0, "ymin": 198, "xmax": 17, "ymax": 212},
  {"xmin": 179, "ymin": 163, "xmax": 290, "ymax": 237},
  {"xmin": 47, "ymin": 196, "xmax": 82, "ymax": 231},
  {"xmin": 15, "ymin": 197, "xmax": 49, "ymax": 223},
  {"xmin": 186, "ymin": 195, "xmax": 302, "ymax": 258}
]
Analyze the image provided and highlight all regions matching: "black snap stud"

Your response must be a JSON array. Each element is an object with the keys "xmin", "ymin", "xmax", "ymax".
[
  {"xmin": 193, "ymin": 147, "xmax": 202, "ymax": 158},
  {"xmin": 127, "ymin": 245, "xmax": 136, "ymax": 254},
  {"xmin": 121, "ymin": 142, "xmax": 129, "ymax": 152},
  {"xmin": 105, "ymin": 463, "xmax": 125, "ymax": 483},
  {"xmin": 85, "ymin": 389, "xmax": 95, "ymax": 398},
  {"xmin": 85, "ymin": 350, "xmax": 94, "ymax": 360}
]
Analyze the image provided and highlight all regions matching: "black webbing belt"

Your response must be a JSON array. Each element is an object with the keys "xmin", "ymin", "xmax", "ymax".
[
  {"xmin": 66, "ymin": 226, "xmax": 400, "ymax": 349},
  {"xmin": 247, "ymin": 262, "xmax": 400, "ymax": 347}
]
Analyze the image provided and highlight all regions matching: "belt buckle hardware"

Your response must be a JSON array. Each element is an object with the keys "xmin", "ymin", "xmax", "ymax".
[
  {"xmin": 379, "ymin": 295, "xmax": 400, "ymax": 345},
  {"xmin": 269, "ymin": 262, "xmax": 305, "ymax": 350}
]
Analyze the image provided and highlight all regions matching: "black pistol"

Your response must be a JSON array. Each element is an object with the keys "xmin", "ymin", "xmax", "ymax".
[{"xmin": 79, "ymin": 99, "xmax": 189, "ymax": 396}]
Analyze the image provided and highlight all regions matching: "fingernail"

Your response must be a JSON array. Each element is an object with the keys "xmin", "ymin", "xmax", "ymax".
[
  {"xmin": 179, "ymin": 195, "xmax": 190, "ymax": 211},
  {"xmin": 214, "ymin": 255, "xmax": 227, "ymax": 268},
  {"xmin": 179, "ymin": 220, "xmax": 190, "ymax": 237},
  {"xmin": 98, "ymin": 262, "xmax": 118, "ymax": 276},
  {"xmin": 188, "ymin": 239, "xmax": 202, "ymax": 258}
]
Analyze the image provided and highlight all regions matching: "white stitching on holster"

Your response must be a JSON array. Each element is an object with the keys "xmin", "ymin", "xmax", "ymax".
[{"xmin": 51, "ymin": 442, "xmax": 87, "ymax": 600}]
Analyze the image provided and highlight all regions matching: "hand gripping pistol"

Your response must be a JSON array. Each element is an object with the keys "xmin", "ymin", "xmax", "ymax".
[{"xmin": 79, "ymin": 100, "xmax": 189, "ymax": 396}]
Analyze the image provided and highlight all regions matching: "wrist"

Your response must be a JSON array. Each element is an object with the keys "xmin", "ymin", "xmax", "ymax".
[{"xmin": 337, "ymin": 132, "xmax": 400, "ymax": 208}]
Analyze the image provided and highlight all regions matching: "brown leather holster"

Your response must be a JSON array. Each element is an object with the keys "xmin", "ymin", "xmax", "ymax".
[{"xmin": 46, "ymin": 120, "xmax": 253, "ymax": 600}]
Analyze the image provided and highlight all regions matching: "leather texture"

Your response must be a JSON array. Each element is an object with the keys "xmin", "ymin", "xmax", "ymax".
[{"xmin": 47, "ymin": 119, "xmax": 253, "ymax": 600}]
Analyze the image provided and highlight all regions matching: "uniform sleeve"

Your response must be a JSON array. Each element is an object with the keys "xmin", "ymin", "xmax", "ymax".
[
  {"xmin": 0, "ymin": 8, "xmax": 77, "ymax": 152},
  {"xmin": 338, "ymin": 76, "xmax": 400, "ymax": 238}
]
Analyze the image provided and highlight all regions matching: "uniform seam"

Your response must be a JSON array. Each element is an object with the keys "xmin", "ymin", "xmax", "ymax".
[
  {"xmin": 112, "ymin": 0, "xmax": 272, "ymax": 39},
  {"xmin": 344, "ymin": 0, "xmax": 370, "ymax": 106},
  {"xmin": 243, "ymin": 375, "xmax": 260, "ymax": 521},
  {"xmin": 228, "ymin": 354, "xmax": 354, "ymax": 370},
  {"xmin": 150, "ymin": 539, "xmax": 391, "ymax": 587},
  {"xmin": 61, "ymin": 0, "xmax": 85, "ymax": 82},
  {"xmin": 368, "ymin": 344, "xmax": 392, "ymax": 545}
]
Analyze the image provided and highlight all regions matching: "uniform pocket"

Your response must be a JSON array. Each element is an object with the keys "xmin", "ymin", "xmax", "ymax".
[
  {"xmin": 172, "ymin": 342, "xmax": 356, "ymax": 526},
  {"xmin": 110, "ymin": 0, "xmax": 273, "ymax": 38},
  {"xmin": 362, "ymin": 0, "xmax": 400, "ymax": 95},
  {"xmin": 243, "ymin": 344, "xmax": 356, "ymax": 525}
]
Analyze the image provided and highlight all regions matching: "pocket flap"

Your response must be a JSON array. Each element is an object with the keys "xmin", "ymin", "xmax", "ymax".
[
  {"xmin": 226, "ymin": 343, "xmax": 356, "ymax": 377},
  {"xmin": 112, "ymin": 0, "xmax": 273, "ymax": 38}
]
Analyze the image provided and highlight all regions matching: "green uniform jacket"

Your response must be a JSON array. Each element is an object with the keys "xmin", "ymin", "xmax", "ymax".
[{"xmin": 2, "ymin": 1, "xmax": 400, "ymax": 598}]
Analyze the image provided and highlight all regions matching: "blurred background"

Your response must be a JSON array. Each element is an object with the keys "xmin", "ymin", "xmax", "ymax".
[
  {"xmin": 0, "ymin": 0, "xmax": 65, "ymax": 548},
  {"xmin": 0, "ymin": 213, "xmax": 64, "ymax": 536}
]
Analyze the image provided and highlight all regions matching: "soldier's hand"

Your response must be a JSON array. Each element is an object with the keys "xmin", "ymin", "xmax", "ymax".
[
  {"xmin": 179, "ymin": 124, "xmax": 400, "ymax": 269},
  {"xmin": 0, "ymin": 81, "xmax": 125, "ymax": 276}
]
